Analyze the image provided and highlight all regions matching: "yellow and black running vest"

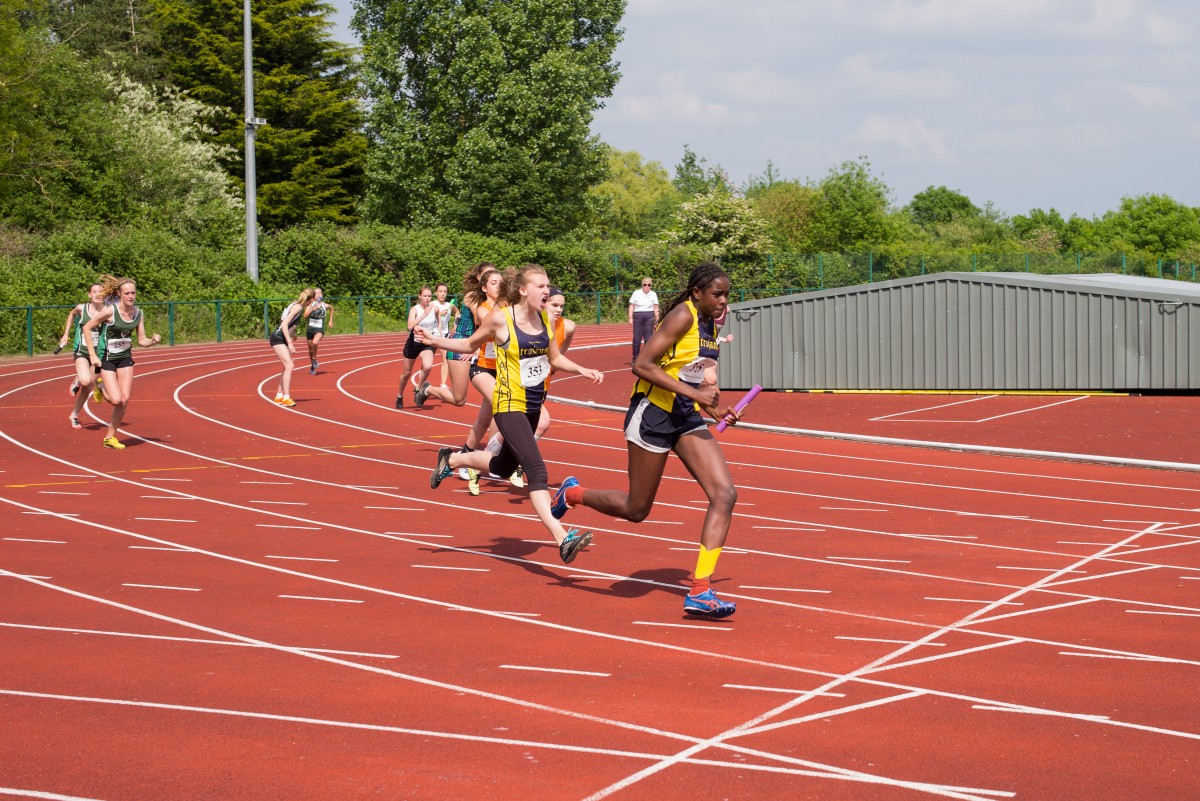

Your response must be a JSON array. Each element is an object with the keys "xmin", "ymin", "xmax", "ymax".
[
  {"xmin": 632, "ymin": 300, "xmax": 719, "ymax": 415},
  {"xmin": 493, "ymin": 308, "xmax": 552, "ymax": 414}
]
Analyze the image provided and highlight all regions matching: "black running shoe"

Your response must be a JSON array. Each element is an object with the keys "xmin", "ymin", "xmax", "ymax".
[
  {"xmin": 558, "ymin": 529, "xmax": 592, "ymax": 563},
  {"xmin": 395, "ymin": 395, "xmax": 404, "ymax": 409},
  {"xmin": 414, "ymin": 380, "xmax": 431, "ymax": 409},
  {"xmin": 431, "ymin": 446, "xmax": 453, "ymax": 489}
]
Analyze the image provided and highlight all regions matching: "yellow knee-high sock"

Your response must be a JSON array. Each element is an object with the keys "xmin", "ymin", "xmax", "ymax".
[{"xmin": 690, "ymin": 544, "xmax": 722, "ymax": 595}]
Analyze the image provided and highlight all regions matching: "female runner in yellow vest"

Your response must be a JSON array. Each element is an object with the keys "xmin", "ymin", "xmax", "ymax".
[
  {"xmin": 551, "ymin": 263, "xmax": 744, "ymax": 617},
  {"xmin": 418, "ymin": 264, "xmax": 604, "ymax": 564}
]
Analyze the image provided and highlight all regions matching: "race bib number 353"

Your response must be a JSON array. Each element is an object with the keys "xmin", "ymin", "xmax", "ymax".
[{"xmin": 520, "ymin": 355, "xmax": 550, "ymax": 387}]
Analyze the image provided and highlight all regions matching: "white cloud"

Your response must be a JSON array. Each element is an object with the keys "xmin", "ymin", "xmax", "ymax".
[
  {"xmin": 612, "ymin": 70, "xmax": 729, "ymax": 123},
  {"xmin": 848, "ymin": 114, "xmax": 953, "ymax": 162},
  {"xmin": 1116, "ymin": 81, "xmax": 1179, "ymax": 112},
  {"xmin": 840, "ymin": 52, "xmax": 958, "ymax": 100}
]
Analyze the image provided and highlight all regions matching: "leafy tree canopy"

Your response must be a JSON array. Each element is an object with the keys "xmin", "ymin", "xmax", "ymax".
[
  {"xmin": 906, "ymin": 185, "xmax": 980, "ymax": 229},
  {"xmin": 587, "ymin": 147, "xmax": 678, "ymax": 240},
  {"xmin": 664, "ymin": 188, "xmax": 771, "ymax": 262},
  {"xmin": 354, "ymin": 0, "xmax": 625, "ymax": 239},
  {"xmin": 153, "ymin": 0, "xmax": 366, "ymax": 228}
]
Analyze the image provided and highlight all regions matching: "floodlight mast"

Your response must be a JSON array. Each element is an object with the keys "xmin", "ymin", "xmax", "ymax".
[{"xmin": 243, "ymin": 0, "xmax": 264, "ymax": 281}]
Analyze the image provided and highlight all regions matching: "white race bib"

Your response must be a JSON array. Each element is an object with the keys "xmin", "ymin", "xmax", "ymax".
[
  {"xmin": 89, "ymin": 330, "xmax": 100, "ymax": 345},
  {"xmin": 107, "ymin": 337, "xmax": 133, "ymax": 353},
  {"xmin": 484, "ymin": 341, "xmax": 496, "ymax": 359},
  {"xmin": 520, "ymin": 355, "xmax": 550, "ymax": 387},
  {"xmin": 309, "ymin": 318, "xmax": 324, "ymax": 329},
  {"xmin": 677, "ymin": 357, "xmax": 715, "ymax": 385}
]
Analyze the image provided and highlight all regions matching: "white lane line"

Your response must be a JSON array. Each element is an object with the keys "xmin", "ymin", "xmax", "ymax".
[
  {"xmin": 870, "ymin": 395, "xmax": 994, "ymax": 421},
  {"xmin": 128, "ymin": 546, "xmax": 193, "ymax": 552},
  {"xmin": 3, "ymin": 537, "xmax": 66, "ymax": 544},
  {"xmin": 827, "ymin": 557, "xmax": 910, "ymax": 563},
  {"xmin": 724, "ymin": 684, "xmax": 845, "ymax": 697},
  {"xmin": 996, "ymin": 566, "xmax": 1087, "ymax": 573},
  {"xmin": 411, "ymin": 564, "xmax": 490, "ymax": 572},
  {"xmin": 0, "ymin": 574, "xmax": 52, "ymax": 579},
  {"xmin": 451, "ymin": 609, "xmax": 541, "ymax": 617},
  {"xmin": 926, "ymin": 598, "xmax": 1024, "ymax": 606},
  {"xmin": 123, "ymin": 583, "xmax": 201, "ymax": 592},
  {"xmin": 0, "ymin": 784, "xmax": 108, "ymax": 800},
  {"xmin": 973, "ymin": 704, "xmax": 1110, "ymax": 722},
  {"xmin": 386, "ymin": 532, "xmax": 453, "ymax": 539},
  {"xmin": 21, "ymin": 512, "xmax": 78, "ymax": 516},
  {"xmin": 134, "ymin": 517, "xmax": 198, "ymax": 524},
  {"xmin": 753, "ymin": 526, "xmax": 825, "ymax": 532},
  {"xmin": 47, "ymin": 473, "xmax": 94, "ymax": 478},
  {"xmin": 37, "ymin": 491, "xmax": 90, "ymax": 496},
  {"xmin": 649, "ymin": 520, "xmax": 684, "ymax": 525},
  {"xmin": 1104, "ymin": 519, "xmax": 1179, "ymax": 525},
  {"xmin": 971, "ymin": 396, "xmax": 1089, "ymax": 423},
  {"xmin": 240, "ymin": 481, "xmax": 293, "ymax": 485},
  {"xmin": 739, "ymin": 585, "xmax": 830, "ymax": 594},
  {"xmin": 141, "ymin": 477, "xmax": 193, "ymax": 482},
  {"xmin": 250, "ymin": 500, "xmax": 307, "ymax": 506},
  {"xmin": 0, "ymin": 622, "xmax": 399, "ymax": 659},
  {"xmin": 278, "ymin": 595, "xmax": 363, "ymax": 604},
  {"xmin": 919, "ymin": 534, "xmax": 978, "ymax": 539},
  {"xmin": 1058, "ymin": 541, "xmax": 1117, "ymax": 546},
  {"xmin": 265, "ymin": 555, "xmax": 339, "ymax": 563},
  {"xmin": 364, "ymin": 506, "xmax": 425, "ymax": 511},
  {"xmin": 821, "ymin": 507, "xmax": 887, "ymax": 512},
  {"xmin": 139, "ymin": 495, "xmax": 198, "ymax": 500},
  {"xmin": 499, "ymin": 665, "xmax": 611, "ymax": 677},
  {"xmin": 1125, "ymin": 610, "xmax": 1200, "ymax": 618},
  {"xmin": 255, "ymin": 524, "xmax": 321, "ymax": 530},
  {"xmin": 837, "ymin": 637, "xmax": 945, "ymax": 647},
  {"xmin": 1058, "ymin": 651, "xmax": 1182, "ymax": 663},
  {"xmin": 1182, "ymin": 576, "xmax": 1200, "ymax": 581},
  {"xmin": 353, "ymin": 486, "xmax": 400, "ymax": 490},
  {"xmin": 632, "ymin": 621, "xmax": 731, "ymax": 630}
]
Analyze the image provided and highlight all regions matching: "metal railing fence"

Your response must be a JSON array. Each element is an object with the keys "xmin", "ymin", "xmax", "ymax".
[{"xmin": 5, "ymin": 253, "xmax": 1196, "ymax": 356}]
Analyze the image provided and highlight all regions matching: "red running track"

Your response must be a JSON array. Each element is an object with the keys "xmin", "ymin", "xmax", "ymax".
[{"xmin": 1, "ymin": 328, "xmax": 1198, "ymax": 801}]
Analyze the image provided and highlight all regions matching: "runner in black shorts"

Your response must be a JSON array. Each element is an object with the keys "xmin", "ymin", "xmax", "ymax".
[
  {"xmin": 396, "ymin": 286, "xmax": 440, "ymax": 409},
  {"xmin": 81, "ymin": 275, "xmax": 162, "ymax": 449},
  {"xmin": 549, "ymin": 263, "xmax": 744, "ymax": 618},
  {"xmin": 268, "ymin": 288, "xmax": 316, "ymax": 407},
  {"xmin": 59, "ymin": 281, "xmax": 109, "ymax": 429}
]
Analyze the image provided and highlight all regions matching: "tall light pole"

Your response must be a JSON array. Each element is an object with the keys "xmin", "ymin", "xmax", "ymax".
[{"xmin": 243, "ymin": 0, "xmax": 265, "ymax": 281}]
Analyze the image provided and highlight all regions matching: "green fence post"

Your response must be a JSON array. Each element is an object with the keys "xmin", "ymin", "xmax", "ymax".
[
  {"xmin": 357, "ymin": 297, "xmax": 364, "ymax": 335},
  {"xmin": 868, "ymin": 253, "xmax": 874, "ymax": 283},
  {"xmin": 215, "ymin": 300, "xmax": 223, "ymax": 343},
  {"xmin": 971, "ymin": 253, "xmax": 977, "ymax": 272},
  {"xmin": 818, "ymin": 254, "xmax": 824, "ymax": 289},
  {"xmin": 26, "ymin": 306, "xmax": 33, "ymax": 356},
  {"xmin": 1121, "ymin": 253, "xmax": 1126, "ymax": 274},
  {"xmin": 1076, "ymin": 253, "xmax": 1081, "ymax": 273},
  {"xmin": 263, "ymin": 300, "xmax": 270, "ymax": 337},
  {"xmin": 612, "ymin": 254, "xmax": 620, "ymax": 293},
  {"xmin": 1157, "ymin": 257, "xmax": 1162, "ymax": 278},
  {"xmin": 921, "ymin": 256, "xmax": 926, "ymax": 275},
  {"xmin": 1025, "ymin": 254, "xmax": 1030, "ymax": 273},
  {"xmin": 595, "ymin": 292, "xmax": 602, "ymax": 325},
  {"xmin": 168, "ymin": 302, "xmax": 176, "ymax": 346}
]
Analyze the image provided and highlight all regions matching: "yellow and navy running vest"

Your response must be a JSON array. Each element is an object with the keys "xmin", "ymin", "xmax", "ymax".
[
  {"xmin": 632, "ymin": 300, "xmax": 719, "ymax": 415},
  {"xmin": 493, "ymin": 308, "xmax": 552, "ymax": 414}
]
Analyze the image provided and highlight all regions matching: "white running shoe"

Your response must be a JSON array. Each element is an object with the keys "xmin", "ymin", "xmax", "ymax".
[{"xmin": 456, "ymin": 467, "xmax": 470, "ymax": 481}]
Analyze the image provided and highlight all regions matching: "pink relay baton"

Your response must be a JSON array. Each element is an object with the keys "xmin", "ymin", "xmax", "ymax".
[{"xmin": 716, "ymin": 384, "xmax": 762, "ymax": 432}]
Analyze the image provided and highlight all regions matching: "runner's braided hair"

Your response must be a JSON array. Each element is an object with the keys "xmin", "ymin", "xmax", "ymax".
[{"xmin": 659, "ymin": 262, "xmax": 728, "ymax": 321}]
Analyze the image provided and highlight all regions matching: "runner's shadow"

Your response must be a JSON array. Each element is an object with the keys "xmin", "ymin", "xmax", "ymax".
[{"xmin": 563, "ymin": 567, "xmax": 691, "ymax": 599}]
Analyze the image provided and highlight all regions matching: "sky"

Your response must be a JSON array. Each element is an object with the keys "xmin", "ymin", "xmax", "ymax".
[{"xmin": 327, "ymin": 0, "xmax": 1199, "ymax": 220}]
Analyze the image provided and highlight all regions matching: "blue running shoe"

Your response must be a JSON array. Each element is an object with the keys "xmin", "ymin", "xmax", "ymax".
[
  {"xmin": 551, "ymin": 476, "xmax": 579, "ymax": 520},
  {"xmin": 683, "ymin": 590, "xmax": 736, "ymax": 619},
  {"xmin": 558, "ymin": 528, "xmax": 592, "ymax": 563},
  {"xmin": 431, "ymin": 446, "xmax": 453, "ymax": 489}
]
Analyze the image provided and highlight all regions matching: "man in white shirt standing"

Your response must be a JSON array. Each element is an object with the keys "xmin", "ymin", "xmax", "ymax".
[{"xmin": 628, "ymin": 276, "xmax": 659, "ymax": 362}]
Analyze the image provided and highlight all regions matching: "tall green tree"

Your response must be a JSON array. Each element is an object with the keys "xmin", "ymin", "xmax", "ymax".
[
  {"xmin": 153, "ymin": 0, "xmax": 365, "ymax": 228},
  {"xmin": 46, "ymin": 0, "xmax": 164, "ymax": 84},
  {"xmin": 804, "ymin": 157, "xmax": 893, "ymax": 252},
  {"xmin": 664, "ymin": 189, "xmax": 771, "ymax": 262},
  {"xmin": 354, "ymin": 0, "xmax": 625, "ymax": 239}
]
